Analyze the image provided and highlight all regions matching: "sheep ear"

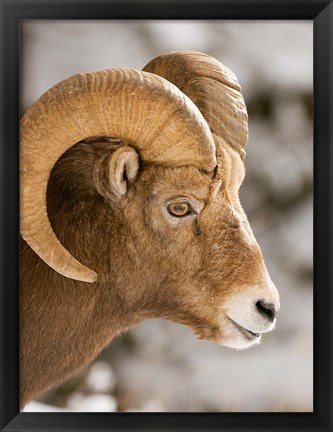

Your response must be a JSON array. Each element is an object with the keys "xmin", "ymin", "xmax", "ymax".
[{"xmin": 108, "ymin": 146, "xmax": 139, "ymax": 196}]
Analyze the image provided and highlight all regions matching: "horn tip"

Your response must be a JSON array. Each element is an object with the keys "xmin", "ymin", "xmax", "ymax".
[{"xmin": 76, "ymin": 268, "xmax": 98, "ymax": 283}]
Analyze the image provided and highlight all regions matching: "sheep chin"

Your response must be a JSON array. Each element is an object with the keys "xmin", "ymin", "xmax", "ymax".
[
  {"xmin": 215, "ymin": 316, "xmax": 263, "ymax": 350},
  {"xmin": 220, "ymin": 331, "xmax": 262, "ymax": 351}
]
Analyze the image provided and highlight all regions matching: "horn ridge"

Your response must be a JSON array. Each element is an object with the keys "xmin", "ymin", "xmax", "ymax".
[
  {"xmin": 21, "ymin": 67, "xmax": 216, "ymax": 282},
  {"xmin": 143, "ymin": 51, "xmax": 249, "ymax": 155}
]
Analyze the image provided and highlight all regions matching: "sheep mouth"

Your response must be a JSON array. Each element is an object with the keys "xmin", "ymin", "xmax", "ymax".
[{"xmin": 227, "ymin": 317, "xmax": 261, "ymax": 340}]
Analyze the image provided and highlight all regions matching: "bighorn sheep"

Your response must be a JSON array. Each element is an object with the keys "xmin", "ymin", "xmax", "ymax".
[{"xmin": 20, "ymin": 51, "xmax": 280, "ymax": 407}]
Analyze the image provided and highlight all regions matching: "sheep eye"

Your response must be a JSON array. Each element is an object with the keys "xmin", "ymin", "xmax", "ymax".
[{"xmin": 167, "ymin": 202, "xmax": 191, "ymax": 217}]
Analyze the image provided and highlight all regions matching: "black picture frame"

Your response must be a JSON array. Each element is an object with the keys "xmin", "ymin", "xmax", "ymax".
[{"xmin": 0, "ymin": 1, "xmax": 332, "ymax": 431}]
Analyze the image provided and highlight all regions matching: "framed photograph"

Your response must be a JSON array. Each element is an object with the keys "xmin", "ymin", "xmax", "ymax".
[{"xmin": 0, "ymin": 1, "xmax": 332, "ymax": 431}]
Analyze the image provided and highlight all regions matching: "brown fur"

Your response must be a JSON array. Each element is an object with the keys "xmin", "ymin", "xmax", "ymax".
[{"xmin": 20, "ymin": 137, "xmax": 268, "ymax": 407}]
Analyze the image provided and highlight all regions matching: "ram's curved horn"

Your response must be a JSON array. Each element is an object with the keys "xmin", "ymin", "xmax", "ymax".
[
  {"xmin": 143, "ymin": 51, "xmax": 248, "ymax": 159},
  {"xmin": 21, "ymin": 69, "xmax": 216, "ymax": 283}
]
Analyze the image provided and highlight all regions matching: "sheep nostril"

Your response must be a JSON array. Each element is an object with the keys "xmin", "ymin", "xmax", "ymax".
[{"xmin": 256, "ymin": 300, "xmax": 276, "ymax": 322}]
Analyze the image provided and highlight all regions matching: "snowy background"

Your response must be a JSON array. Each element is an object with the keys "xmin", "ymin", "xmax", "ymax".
[{"xmin": 21, "ymin": 20, "xmax": 313, "ymax": 412}]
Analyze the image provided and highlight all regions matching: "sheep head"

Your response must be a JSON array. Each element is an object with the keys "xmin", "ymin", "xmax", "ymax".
[{"xmin": 20, "ymin": 51, "xmax": 279, "ymax": 351}]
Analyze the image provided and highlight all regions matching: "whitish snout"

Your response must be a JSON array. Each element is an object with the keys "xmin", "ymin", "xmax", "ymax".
[{"xmin": 220, "ymin": 279, "xmax": 280, "ymax": 350}]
